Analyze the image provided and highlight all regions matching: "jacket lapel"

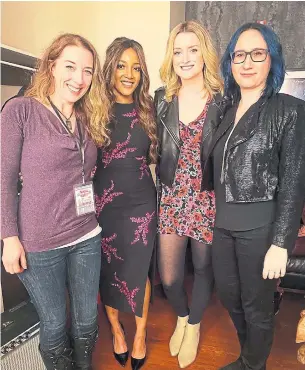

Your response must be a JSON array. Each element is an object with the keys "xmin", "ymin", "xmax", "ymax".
[
  {"xmin": 208, "ymin": 115, "xmax": 234, "ymax": 155},
  {"xmin": 162, "ymin": 95, "xmax": 180, "ymax": 143},
  {"xmin": 202, "ymin": 94, "xmax": 230, "ymax": 139},
  {"xmin": 156, "ymin": 95, "xmax": 169, "ymax": 119},
  {"xmin": 227, "ymin": 97, "xmax": 267, "ymax": 150}
]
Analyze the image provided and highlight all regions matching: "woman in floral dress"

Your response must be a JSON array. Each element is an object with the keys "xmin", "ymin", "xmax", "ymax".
[
  {"xmin": 94, "ymin": 37, "xmax": 157, "ymax": 370},
  {"xmin": 154, "ymin": 21, "xmax": 224, "ymax": 368},
  {"xmin": 158, "ymin": 105, "xmax": 215, "ymax": 244}
]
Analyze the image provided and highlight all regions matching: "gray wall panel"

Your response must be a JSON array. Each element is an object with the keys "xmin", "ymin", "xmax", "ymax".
[{"xmin": 186, "ymin": 1, "xmax": 305, "ymax": 69}]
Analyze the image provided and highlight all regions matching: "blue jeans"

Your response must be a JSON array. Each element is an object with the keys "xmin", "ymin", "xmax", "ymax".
[{"xmin": 18, "ymin": 233, "xmax": 101, "ymax": 352}]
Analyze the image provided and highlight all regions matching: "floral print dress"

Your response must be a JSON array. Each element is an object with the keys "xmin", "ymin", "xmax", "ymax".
[
  {"xmin": 158, "ymin": 103, "xmax": 215, "ymax": 244},
  {"xmin": 94, "ymin": 103, "xmax": 156, "ymax": 317}
]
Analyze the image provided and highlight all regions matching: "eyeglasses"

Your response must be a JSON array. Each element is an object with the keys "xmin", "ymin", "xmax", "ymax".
[{"xmin": 230, "ymin": 49, "xmax": 269, "ymax": 64}]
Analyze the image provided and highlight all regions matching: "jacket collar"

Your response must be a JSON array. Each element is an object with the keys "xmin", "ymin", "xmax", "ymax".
[
  {"xmin": 227, "ymin": 95, "xmax": 268, "ymax": 150},
  {"xmin": 157, "ymin": 94, "xmax": 169, "ymax": 118},
  {"xmin": 158, "ymin": 91, "xmax": 232, "ymax": 147},
  {"xmin": 162, "ymin": 95, "xmax": 180, "ymax": 143},
  {"xmin": 207, "ymin": 95, "xmax": 268, "ymax": 155},
  {"xmin": 208, "ymin": 110, "xmax": 234, "ymax": 155}
]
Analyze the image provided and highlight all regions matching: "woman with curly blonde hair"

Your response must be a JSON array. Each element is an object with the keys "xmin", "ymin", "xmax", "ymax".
[
  {"xmin": 93, "ymin": 37, "xmax": 157, "ymax": 370},
  {"xmin": 154, "ymin": 20, "xmax": 225, "ymax": 368},
  {"xmin": 1, "ymin": 33, "xmax": 110, "ymax": 370}
]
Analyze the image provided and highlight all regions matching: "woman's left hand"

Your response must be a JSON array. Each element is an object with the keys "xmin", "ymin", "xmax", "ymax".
[{"xmin": 263, "ymin": 245, "xmax": 288, "ymax": 279}]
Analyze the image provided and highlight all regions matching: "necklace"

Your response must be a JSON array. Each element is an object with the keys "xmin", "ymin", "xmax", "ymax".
[{"xmin": 48, "ymin": 97, "xmax": 74, "ymax": 131}]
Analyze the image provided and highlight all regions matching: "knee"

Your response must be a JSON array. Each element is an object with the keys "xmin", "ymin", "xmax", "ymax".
[
  {"xmin": 244, "ymin": 310, "xmax": 274, "ymax": 329},
  {"xmin": 72, "ymin": 307, "xmax": 98, "ymax": 335},
  {"xmin": 193, "ymin": 260, "xmax": 212, "ymax": 277},
  {"xmin": 216, "ymin": 283, "xmax": 241, "ymax": 311},
  {"xmin": 162, "ymin": 278, "xmax": 183, "ymax": 294},
  {"xmin": 243, "ymin": 299, "xmax": 274, "ymax": 328},
  {"xmin": 41, "ymin": 312, "xmax": 66, "ymax": 331},
  {"xmin": 74, "ymin": 307, "xmax": 97, "ymax": 325}
]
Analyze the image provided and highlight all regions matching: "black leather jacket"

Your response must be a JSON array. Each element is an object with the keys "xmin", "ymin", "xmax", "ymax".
[
  {"xmin": 202, "ymin": 93, "xmax": 305, "ymax": 252},
  {"xmin": 154, "ymin": 87, "xmax": 229, "ymax": 190}
]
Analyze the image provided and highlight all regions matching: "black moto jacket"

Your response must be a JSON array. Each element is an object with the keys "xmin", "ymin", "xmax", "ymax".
[
  {"xmin": 202, "ymin": 93, "xmax": 305, "ymax": 252},
  {"xmin": 154, "ymin": 87, "xmax": 229, "ymax": 190}
]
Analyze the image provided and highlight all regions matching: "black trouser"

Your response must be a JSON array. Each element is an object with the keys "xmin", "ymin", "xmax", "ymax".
[{"xmin": 212, "ymin": 225, "xmax": 277, "ymax": 370}]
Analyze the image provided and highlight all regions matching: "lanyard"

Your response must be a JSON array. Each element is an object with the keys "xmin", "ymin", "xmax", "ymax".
[{"xmin": 47, "ymin": 97, "xmax": 85, "ymax": 184}]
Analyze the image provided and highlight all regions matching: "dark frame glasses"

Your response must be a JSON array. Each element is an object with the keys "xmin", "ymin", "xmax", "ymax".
[{"xmin": 230, "ymin": 48, "xmax": 269, "ymax": 64}]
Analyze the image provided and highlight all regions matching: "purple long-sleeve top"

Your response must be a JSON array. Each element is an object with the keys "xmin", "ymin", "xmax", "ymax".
[{"xmin": 1, "ymin": 97, "xmax": 98, "ymax": 252}]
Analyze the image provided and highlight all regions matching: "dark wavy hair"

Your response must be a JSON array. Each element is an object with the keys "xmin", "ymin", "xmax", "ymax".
[
  {"xmin": 221, "ymin": 23, "xmax": 285, "ymax": 101},
  {"xmin": 102, "ymin": 37, "xmax": 157, "ymax": 163}
]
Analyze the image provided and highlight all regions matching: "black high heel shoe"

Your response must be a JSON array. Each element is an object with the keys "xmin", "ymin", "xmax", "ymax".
[
  {"xmin": 113, "ymin": 322, "xmax": 129, "ymax": 367},
  {"xmin": 131, "ymin": 331, "xmax": 147, "ymax": 370}
]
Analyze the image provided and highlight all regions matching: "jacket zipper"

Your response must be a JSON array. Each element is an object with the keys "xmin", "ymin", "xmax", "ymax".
[{"xmin": 220, "ymin": 124, "xmax": 237, "ymax": 183}]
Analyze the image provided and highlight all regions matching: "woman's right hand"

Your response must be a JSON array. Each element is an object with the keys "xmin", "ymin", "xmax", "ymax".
[{"xmin": 2, "ymin": 236, "xmax": 27, "ymax": 274}]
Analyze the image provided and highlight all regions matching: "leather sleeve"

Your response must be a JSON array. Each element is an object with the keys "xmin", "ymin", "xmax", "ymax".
[
  {"xmin": 271, "ymin": 102, "xmax": 305, "ymax": 253},
  {"xmin": 153, "ymin": 89, "xmax": 164, "ymax": 207},
  {"xmin": 153, "ymin": 89, "xmax": 164, "ymax": 169}
]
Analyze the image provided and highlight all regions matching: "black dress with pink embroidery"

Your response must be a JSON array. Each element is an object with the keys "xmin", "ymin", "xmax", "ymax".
[{"xmin": 94, "ymin": 102, "xmax": 157, "ymax": 317}]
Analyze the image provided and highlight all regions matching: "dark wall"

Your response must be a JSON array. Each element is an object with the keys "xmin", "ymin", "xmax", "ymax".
[{"xmin": 186, "ymin": 1, "xmax": 305, "ymax": 69}]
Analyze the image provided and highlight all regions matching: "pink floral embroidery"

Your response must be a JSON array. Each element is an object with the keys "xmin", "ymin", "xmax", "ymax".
[
  {"xmin": 111, "ymin": 272, "xmax": 139, "ymax": 313},
  {"xmin": 101, "ymin": 234, "xmax": 123, "ymax": 263},
  {"xmin": 102, "ymin": 133, "xmax": 137, "ymax": 168},
  {"xmin": 123, "ymin": 109, "xmax": 139, "ymax": 128},
  {"xmin": 122, "ymin": 109, "xmax": 137, "ymax": 118},
  {"xmin": 130, "ymin": 118, "xmax": 139, "ymax": 129},
  {"xmin": 95, "ymin": 181, "xmax": 123, "ymax": 218},
  {"xmin": 130, "ymin": 211, "xmax": 155, "ymax": 246},
  {"xmin": 136, "ymin": 156, "xmax": 149, "ymax": 179}
]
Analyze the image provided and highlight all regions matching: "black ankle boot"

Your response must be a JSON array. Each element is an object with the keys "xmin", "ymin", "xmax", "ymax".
[
  {"xmin": 39, "ymin": 340, "xmax": 73, "ymax": 370},
  {"xmin": 219, "ymin": 357, "xmax": 245, "ymax": 370},
  {"xmin": 71, "ymin": 328, "xmax": 98, "ymax": 370}
]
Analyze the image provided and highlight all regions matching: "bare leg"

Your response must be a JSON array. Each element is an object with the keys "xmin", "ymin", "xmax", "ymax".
[
  {"xmin": 132, "ymin": 278, "xmax": 151, "ymax": 359},
  {"xmin": 105, "ymin": 305, "xmax": 127, "ymax": 354}
]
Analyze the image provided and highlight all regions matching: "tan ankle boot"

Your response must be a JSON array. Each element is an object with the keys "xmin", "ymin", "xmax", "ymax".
[
  {"xmin": 169, "ymin": 315, "xmax": 189, "ymax": 356},
  {"xmin": 178, "ymin": 322, "xmax": 200, "ymax": 368}
]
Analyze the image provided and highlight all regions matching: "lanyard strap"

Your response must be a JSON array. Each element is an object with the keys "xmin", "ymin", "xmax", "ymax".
[{"xmin": 47, "ymin": 97, "xmax": 85, "ymax": 183}]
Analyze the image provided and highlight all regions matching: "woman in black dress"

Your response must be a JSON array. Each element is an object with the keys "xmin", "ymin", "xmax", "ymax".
[{"xmin": 94, "ymin": 38, "xmax": 157, "ymax": 370}]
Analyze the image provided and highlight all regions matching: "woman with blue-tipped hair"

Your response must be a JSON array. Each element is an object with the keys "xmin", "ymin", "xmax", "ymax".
[{"xmin": 201, "ymin": 23, "xmax": 305, "ymax": 370}]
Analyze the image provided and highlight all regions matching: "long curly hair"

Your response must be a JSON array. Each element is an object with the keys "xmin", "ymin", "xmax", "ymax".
[
  {"xmin": 160, "ymin": 20, "xmax": 223, "ymax": 102},
  {"xmin": 102, "ymin": 37, "xmax": 157, "ymax": 163},
  {"xmin": 25, "ymin": 33, "xmax": 111, "ymax": 147}
]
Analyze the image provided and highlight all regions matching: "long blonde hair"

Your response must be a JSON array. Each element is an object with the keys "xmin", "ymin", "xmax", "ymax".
[
  {"xmin": 25, "ymin": 33, "xmax": 110, "ymax": 146},
  {"xmin": 103, "ymin": 37, "xmax": 157, "ymax": 163},
  {"xmin": 160, "ymin": 20, "xmax": 223, "ymax": 102}
]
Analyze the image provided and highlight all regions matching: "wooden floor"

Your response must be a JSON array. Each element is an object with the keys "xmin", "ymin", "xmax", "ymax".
[{"xmin": 92, "ymin": 280, "xmax": 304, "ymax": 370}]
